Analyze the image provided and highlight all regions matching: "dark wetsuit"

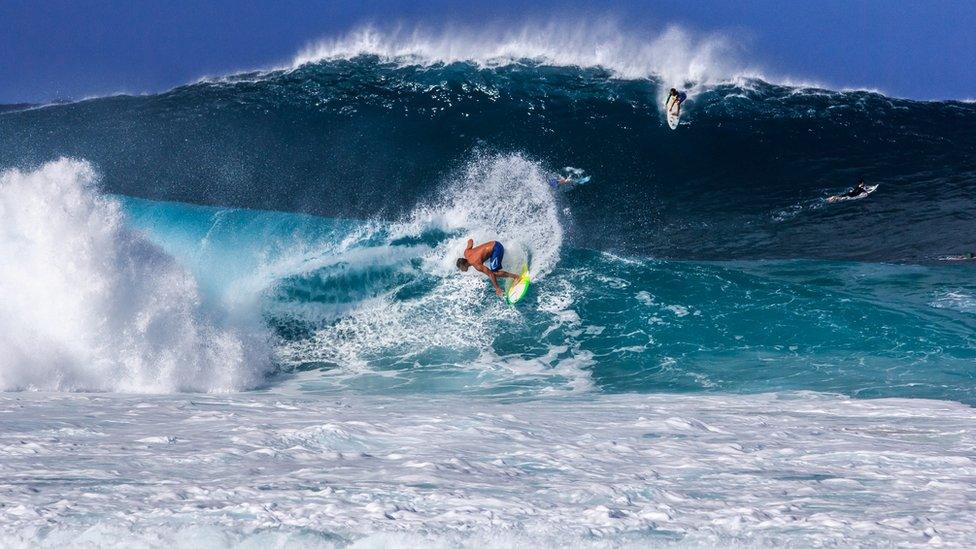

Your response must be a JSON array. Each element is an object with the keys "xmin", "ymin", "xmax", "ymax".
[{"xmin": 844, "ymin": 185, "xmax": 867, "ymax": 198}]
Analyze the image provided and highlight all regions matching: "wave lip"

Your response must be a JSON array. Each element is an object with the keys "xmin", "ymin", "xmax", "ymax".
[
  {"xmin": 293, "ymin": 23, "xmax": 750, "ymax": 88},
  {"xmin": 0, "ymin": 159, "xmax": 270, "ymax": 393}
]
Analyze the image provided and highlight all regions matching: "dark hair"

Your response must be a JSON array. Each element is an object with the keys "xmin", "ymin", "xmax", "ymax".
[
  {"xmin": 669, "ymin": 88, "xmax": 677, "ymax": 95},
  {"xmin": 456, "ymin": 257, "xmax": 469, "ymax": 270}
]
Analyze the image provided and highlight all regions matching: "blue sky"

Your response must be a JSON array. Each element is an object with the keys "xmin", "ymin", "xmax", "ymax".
[{"xmin": 1, "ymin": 0, "xmax": 974, "ymax": 103}]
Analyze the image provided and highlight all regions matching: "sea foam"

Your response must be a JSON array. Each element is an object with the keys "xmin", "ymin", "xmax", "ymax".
[{"xmin": 0, "ymin": 159, "xmax": 269, "ymax": 392}]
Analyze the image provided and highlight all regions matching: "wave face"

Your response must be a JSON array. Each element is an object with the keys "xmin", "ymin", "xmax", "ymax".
[
  {"xmin": 2, "ymin": 57, "xmax": 974, "ymax": 262},
  {"xmin": 120, "ymin": 193, "xmax": 976, "ymax": 403}
]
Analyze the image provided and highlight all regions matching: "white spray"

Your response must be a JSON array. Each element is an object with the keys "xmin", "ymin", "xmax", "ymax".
[{"xmin": 0, "ymin": 159, "xmax": 270, "ymax": 392}]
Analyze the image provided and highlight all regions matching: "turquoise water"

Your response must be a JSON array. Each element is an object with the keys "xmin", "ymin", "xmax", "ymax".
[{"xmin": 122, "ymin": 195, "xmax": 976, "ymax": 403}]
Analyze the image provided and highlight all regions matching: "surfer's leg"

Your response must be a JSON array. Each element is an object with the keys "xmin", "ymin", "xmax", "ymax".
[{"xmin": 495, "ymin": 270, "xmax": 519, "ymax": 280}]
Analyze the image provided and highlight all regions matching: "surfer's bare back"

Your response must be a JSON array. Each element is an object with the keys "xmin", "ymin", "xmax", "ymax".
[{"xmin": 456, "ymin": 239, "xmax": 520, "ymax": 296}]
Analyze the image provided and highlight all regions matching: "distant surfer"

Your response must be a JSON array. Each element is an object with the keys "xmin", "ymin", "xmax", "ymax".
[
  {"xmin": 456, "ymin": 239, "xmax": 521, "ymax": 297},
  {"xmin": 841, "ymin": 177, "xmax": 869, "ymax": 199},
  {"xmin": 827, "ymin": 177, "xmax": 876, "ymax": 203},
  {"xmin": 667, "ymin": 88, "xmax": 687, "ymax": 116},
  {"xmin": 941, "ymin": 252, "xmax": 976, "ymax": 261},
  {"xmin": 549, "ymin": 168, "xmax": 590, "ymax": 189}
]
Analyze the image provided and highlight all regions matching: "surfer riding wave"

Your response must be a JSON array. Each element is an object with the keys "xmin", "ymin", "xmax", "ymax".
[
  {"xmin": 457, "ymin": 239, "xmax": 521, "ymax": 297},
  {"xmin": 667, "ymin": 88, "xmax": 687, "ymax": 116}
]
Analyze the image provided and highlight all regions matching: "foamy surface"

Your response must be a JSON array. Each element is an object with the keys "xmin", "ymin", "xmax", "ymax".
[{"xmin": 2, "ymin": 391, "xmax": 974, "ymax": 547}]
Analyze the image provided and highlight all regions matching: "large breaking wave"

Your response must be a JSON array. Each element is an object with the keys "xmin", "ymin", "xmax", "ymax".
[
  {"xmin": 3, "ymin": 46, "xmax": 973, "ymax": 261},
  {"xmin": 1, "ymin": 31, "xmax": 974, "ymax": 399}
]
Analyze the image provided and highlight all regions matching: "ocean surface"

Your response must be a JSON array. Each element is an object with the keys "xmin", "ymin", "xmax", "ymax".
[{"xmin": 2, "ymin": 35, "xmax": 976, "ymax": 546}]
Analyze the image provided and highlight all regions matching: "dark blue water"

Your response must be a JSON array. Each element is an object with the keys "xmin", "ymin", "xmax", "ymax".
[{"xmin": 3, "ymin": 58, "xmax": 974, "ymax": 260}]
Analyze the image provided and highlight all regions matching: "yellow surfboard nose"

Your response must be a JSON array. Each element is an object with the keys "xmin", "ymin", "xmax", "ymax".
[{"xmin": 505, "ymin": 264, "xmax": 532, "ymax": 305}]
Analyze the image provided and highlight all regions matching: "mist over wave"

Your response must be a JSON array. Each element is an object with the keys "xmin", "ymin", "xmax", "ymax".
[
  {"xmin": 0, "ymin": 159, "xmax": 270, "ymax": 392},
  {"xmin": 292, "ymin": 23, "xmax": 749, "ymax": 92}
]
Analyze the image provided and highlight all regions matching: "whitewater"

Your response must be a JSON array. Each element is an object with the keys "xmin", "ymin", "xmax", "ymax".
[{"xmin": 2, "ymin": 27, "xmax": 976, "ymax": 547}]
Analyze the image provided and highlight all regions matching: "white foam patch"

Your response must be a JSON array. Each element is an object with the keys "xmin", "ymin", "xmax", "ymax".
[
  {"xmin": 930, "ymin": 290, "xmax": 976, "ymax": 314},
  {"xmin": 0, "ymin": 159, "xmax": 270, "ymax": 392},
  {"xmin": 470, "ymin": 345, "xmax": 596, "ymax": 395},
  {"xmin": 2, "ymin": 391, "xmax": 975, "ymax": 546},
  {"xmin": 409, "ymin": 152, "xmax": 563, "ymax": 279}
]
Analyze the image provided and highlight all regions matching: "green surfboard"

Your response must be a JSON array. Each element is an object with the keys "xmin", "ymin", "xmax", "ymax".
[{"xmin": 505, "ymin": 265, "xmax": 531, "ymax": 305}]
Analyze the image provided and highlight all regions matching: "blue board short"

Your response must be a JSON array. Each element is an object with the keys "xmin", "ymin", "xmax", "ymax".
[{"xmin": 485, "ymin": 242, "xmax": 504, "ymax": 272}]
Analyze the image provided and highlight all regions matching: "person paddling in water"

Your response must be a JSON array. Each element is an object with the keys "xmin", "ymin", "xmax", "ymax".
[
  {"xmin": 842, "ymin": 177, "xmax": 869, "ymax": 198},
  {"xmin": 456, "ymin": 239, "xmax": 521, "ymax": 297},
  {"xmin": 667, "ymin": 88, "xmax": 687, "ymax": 116}
]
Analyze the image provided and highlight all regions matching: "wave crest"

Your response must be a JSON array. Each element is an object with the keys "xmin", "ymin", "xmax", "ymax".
[{"xmin": 293, "ymin": 22, "xmax": 749, "ymax": 89}]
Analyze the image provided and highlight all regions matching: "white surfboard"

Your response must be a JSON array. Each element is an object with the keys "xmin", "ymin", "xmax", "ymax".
[
  {"xmin": 938, "ymin": 255, "xmax": 976, "ymax": 262},
  {"xmin": 827, "ymin": 184, "xmax": 878, "ymax": 203},
  {"xmin": 666, "ymin": 96, "xmax": 680, "ymax": 130}
]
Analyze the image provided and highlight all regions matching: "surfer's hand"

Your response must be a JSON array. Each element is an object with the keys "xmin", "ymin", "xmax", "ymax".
[{"xmin": 495, "ymin": 286, "xmax": 503, "ymax": 296}]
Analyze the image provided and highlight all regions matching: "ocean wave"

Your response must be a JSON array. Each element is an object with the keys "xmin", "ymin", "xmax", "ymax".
[
  {"xmin": 112, "ymin": 187, "xmax": 976, "ymax": 403},
  {"xmin": 3, "ymin": 55, "xmax": 971, "ymax": 263},
  {"xmin": 292, "ymin": 22, "xmax": 750, "ymax": 93},
  {"xmin": 0, "ymin": 159, "xmax": 271, "ymax": 392}
]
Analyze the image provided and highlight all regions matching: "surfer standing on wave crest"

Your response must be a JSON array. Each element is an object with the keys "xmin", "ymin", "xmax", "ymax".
[
  {"xmin": 667, "ymin": 88, "xmax": 686, "ymax": 115},
  {"xmin": 457, "ymin": 239, "xmax": 521, "ymax": 297}
]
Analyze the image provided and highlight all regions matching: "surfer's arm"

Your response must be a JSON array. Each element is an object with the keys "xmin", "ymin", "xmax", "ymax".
[
  {"xmin": 474, "ymin": 264, "xmax": 515, "ymax": 295},
  {"xmin": 486, "ymin": 271, "xmax": 504, "ymax": 296}
]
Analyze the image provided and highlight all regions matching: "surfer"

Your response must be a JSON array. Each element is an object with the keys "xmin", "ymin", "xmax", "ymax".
[
  {"xmin": 456, "ymin": 239, "xmax": 521, "ymax": 297},
  {"xmin": 841, "ymin": 177, "xmax": 869, "ymax": 198},
  {"xmin": 667, "ymin": 88, "xmax": 687, "ymax": 115},
  {"xmin": 550, "ymin": 175, "xmax": 572, "ymax": 188},
  {"xmin": 944, "ymin": 252, "xmax": 976, "ymax": 261}
]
